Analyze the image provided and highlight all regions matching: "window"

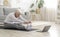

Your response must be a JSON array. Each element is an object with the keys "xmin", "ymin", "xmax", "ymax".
[{"xmin": 44, "ymin": 0, "xmax": 58, "ymax": 9}]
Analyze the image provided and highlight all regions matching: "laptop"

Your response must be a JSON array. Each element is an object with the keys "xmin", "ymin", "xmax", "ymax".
[{"xmin": 37, "ymin": 25, "xmax": 51, "ymax": 32}]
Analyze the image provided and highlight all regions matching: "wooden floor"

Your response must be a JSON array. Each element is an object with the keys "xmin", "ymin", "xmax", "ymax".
[{"xmin": 0, "ymin": 22, "xmax": 59, "ymax": 37}]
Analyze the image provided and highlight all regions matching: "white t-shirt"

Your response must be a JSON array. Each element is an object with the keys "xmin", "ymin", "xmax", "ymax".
[{"xmin": 4, "ymin": 12, "xmax": 27, "ymax": 24}]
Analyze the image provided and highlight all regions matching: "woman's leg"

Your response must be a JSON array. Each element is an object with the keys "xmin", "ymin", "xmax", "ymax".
[
  {"xmin": 4, "ymin": 23, "xmax": 16, "ymax": 28},
  {"xmin": 16, "ymin": 24, "xmax": 26, "ymax": 30},
  {"xmin": 16, "ymin": 23, "xmax": 32, "ymax": 31}
]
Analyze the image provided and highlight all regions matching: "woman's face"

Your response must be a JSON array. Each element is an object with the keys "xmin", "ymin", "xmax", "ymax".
[{"xmin": 15, "ymin": 10, "xmax": 21, "ymax": 18}]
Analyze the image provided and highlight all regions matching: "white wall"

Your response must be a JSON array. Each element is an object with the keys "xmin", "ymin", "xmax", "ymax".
[
  {"xmin": 10, "ymin": 0, "xmax": 36, "ymax": 12},
  {"xmin": 0, "ymin": 0, "xmax": 3, "ymax": 5}
]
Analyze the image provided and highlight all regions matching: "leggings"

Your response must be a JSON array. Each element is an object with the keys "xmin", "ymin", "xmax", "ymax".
[{"xmin": 4, "ymin": 23, "xmax": 32, "ymax": 30}]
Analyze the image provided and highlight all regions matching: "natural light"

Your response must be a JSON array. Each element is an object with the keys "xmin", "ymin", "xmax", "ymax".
[
  {"xmin": 44, "ymin": 0, "xmax": 58, "ymax": 9},
  {"xmin": 11, "ymin": 0, "xmax": 58, "ymax": 10}
]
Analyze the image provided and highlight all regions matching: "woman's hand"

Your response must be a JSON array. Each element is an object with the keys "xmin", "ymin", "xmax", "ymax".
[
  {"xmin": 28, "ymin": 21, "xmax": 31, "ymax": 23},
  {"xmin": 24, "ymin": 21, "xmax": 31, "ymax": 24},
  {"xmin": 24, "ymin": 22, "xmax": 29, "ymax": 24}
]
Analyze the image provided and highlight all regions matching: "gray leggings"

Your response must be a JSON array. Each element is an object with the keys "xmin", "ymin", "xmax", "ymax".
[{"xmin": 4, "ymin": 23, "xmax": 32, "ymax": 30}]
